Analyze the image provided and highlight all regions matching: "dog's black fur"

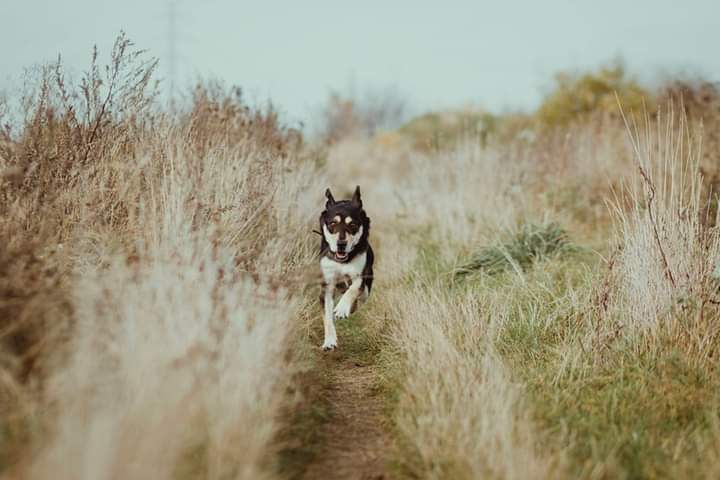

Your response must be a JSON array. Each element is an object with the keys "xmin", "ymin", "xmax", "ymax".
[{"xmin": 319, "ymin": 186, "xmax": 374, "ymax": 294}]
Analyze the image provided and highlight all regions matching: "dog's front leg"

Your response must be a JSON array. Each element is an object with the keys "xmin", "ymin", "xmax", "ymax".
[
  {"xmin": 322, "ymin": 282, "xmax": 337, "ymax": 351},
  {"xmin": 334, "ymin": 276, "xmax": 362, "ymax": 319}
]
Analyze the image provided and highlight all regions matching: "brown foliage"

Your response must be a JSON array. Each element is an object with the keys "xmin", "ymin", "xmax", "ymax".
[
  {"xmin": 185, "ymin": 81, "xmax": 302, "ymax": 157},
  {"xmin": 0, "ymin": 32, "xmax": 317, "ymax": 475}
]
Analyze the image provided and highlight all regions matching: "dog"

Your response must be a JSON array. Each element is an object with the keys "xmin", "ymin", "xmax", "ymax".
[{"xmin": 318, "ymin": 186, "xmax": 374, "ymax": 351}]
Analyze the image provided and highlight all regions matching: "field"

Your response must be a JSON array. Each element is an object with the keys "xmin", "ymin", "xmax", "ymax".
[{"xmin": 2, "ymin": 35, "xmax": 720, "ymax": 479}]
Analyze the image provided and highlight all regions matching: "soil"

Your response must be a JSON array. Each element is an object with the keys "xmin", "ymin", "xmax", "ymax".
[{"xmin": 300, "ymin": 351, "xmax": 390, "ymax": 480}]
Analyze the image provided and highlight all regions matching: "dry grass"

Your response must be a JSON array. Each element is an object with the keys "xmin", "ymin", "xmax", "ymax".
[
  {"xmin": 384, "ymin": 278, "xmax": 562, "ymax": 479},
  {"xmin": 609, "ymin": 106, "xmax": 720, "ymax": 333},
  {"xmin": 0, "ymin": 35, "xmax": 325, "ymax": 479},
  {"xmin": 326, "ymin": 96, "xmax": 720, "ymax": 478},
  {"xmin": 4, "ymin": 32, "xmax": 720, "ymax": 480}
]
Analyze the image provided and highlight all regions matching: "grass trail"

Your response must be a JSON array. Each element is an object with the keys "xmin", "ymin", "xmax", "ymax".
[{"xmin": 279, "ymin": 311, "xmax": 390, "ymax": 480}]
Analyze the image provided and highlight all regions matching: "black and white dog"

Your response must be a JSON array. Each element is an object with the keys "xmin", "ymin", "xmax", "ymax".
[{"xmin": 319, "ymin": 186, "xmax": 374, "ymax": 351}]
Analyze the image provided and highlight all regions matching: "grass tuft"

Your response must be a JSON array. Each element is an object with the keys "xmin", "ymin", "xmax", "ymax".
[{"xmin": 455, "ymin": 222, "xmax": 576, "ymax": 276}]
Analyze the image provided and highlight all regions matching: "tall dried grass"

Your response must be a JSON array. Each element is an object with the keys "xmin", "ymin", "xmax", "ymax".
[
  {"xmin": 609, "ymin": 106, "xmax": 720, "ymax": 334},
  {"xmin": 385, "ymin": 278, "xmax": 560, "ymax": 479},
  {"xmin": 5, "ymin": 30, "xmax": 720, "ymax": 480},
  {"xmin": 329, "ymin": 99, "xmax": 720, "ymax": 477},
  {"xmin": 0, "ymin": 34, "xmax": 324, "ymax": 479}
]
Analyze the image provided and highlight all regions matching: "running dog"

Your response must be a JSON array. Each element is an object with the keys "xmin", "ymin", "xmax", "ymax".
[{"xmin": 318, "ymin": 186, "xmax": 374, "ymax": 351}]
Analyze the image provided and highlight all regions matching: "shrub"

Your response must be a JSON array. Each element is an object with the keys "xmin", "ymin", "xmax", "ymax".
[
  {"xmin": 9, "ymin": 32, "xmax": 159, "ymax": 196},
  {"xmin": 536, "ymin": 63, "xmax": 651, "ymax": 128},
  {"xmin": 318, "ymin": 86, "xmax": 407, "ymax": 143},
  {"xmin": 659, "ymin": 80, "xmax": 720, "ymax": 193},
  {"xmin": 184, "ymin": 81, "xmax": 302, "ymax": 157},
  {"xmin": 399, "ymin": 108, "xmax": 498, "ymax": 150},
  {"xmin": 455, "ymin": 222, "xmax": 575, "ymax": 276}
]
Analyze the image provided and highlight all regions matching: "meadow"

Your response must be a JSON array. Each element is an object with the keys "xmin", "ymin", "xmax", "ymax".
[{"xmin": 2, "ymin": 35, "xmax": 720, "ymax": 479}]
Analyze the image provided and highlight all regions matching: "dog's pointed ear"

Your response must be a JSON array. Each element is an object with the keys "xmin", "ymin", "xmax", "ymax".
[
  {"xmin": 325, "ymin": 188, "xmax": 336, "ymax": 207},
  {"xmin": 351, "ymin": 185, "xmax": 362, "ymax": 208}
]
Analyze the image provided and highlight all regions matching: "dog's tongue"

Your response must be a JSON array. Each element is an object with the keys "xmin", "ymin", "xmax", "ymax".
[{"xmin": 337, "ymin": 252, "xmax": 347, "ymax": 259}]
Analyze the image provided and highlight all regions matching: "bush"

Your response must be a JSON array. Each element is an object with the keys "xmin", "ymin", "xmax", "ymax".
[
  {"xmin": 536, "ymin": 63, "xmax": 651, "ymax": 128},
  {"xmin": 184, "ymin": 81, "xmax": 302, "ymax": 157},
  {"xmin": 660, "ymin": 80, "xmax": 720, "ymax": 174},
  {"xmin": 455, "ymin": 222, "xmax": 575, "ymax": 276},
  {"xmin": 399, "ymin": 108, "xmax": 499, "ymax": 150},
  {"xmin": 318, "ymin": 86, "xmax": 407, "ymax": 143}
]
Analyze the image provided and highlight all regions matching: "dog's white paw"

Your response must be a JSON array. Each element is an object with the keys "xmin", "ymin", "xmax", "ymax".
[
  {"xmin": 333, "ymin": 298, "xmax": 353, "ymax": 319},
  {"xmin": 321, "ymin": 337, "xmax": 337, "ymax": 352}
]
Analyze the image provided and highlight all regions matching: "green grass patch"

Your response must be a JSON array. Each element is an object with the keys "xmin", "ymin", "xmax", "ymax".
[
  {"xmin": 491, "ymin": 256, "xmax": 720, "ymax": 478},
  {"xmin": 455, "ymin": 222, "xmax": 578, "ymax": 277},
  {"xmin": 273, "ymin": 363, "xmax": 333, "ymax": 480},
  {"xmin": 527, "ymin": 348, "xmax": 720, "ymax": 479}
]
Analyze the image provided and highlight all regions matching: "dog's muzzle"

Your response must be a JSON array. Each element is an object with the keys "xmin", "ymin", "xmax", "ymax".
[{"xmin": 335, "ymin": 242, "xmax": 349, "ymax": 260}]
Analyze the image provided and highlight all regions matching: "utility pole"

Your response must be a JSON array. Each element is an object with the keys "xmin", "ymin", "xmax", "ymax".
[{"xmin": 168, "ymin": 1, "xmax": 177, "ymax": 107}]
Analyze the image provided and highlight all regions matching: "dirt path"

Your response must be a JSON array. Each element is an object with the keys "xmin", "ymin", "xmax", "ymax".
[
  {"xmin": 300, "ymin": 349, "xmax": 389, "ymax": 480},
  {"xmin": 276, "ymin": 315, "xmax": 391, "ymax": 480}
]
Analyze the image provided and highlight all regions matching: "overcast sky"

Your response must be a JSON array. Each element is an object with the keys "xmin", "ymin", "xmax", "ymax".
[{"xmin": 2, "ymin": 0, "xmax": 719, "ymax": 126}]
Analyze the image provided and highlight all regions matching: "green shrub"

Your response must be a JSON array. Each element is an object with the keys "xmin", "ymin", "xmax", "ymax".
[
  {"xmin": 536, "ymin": 63, "xmax": 651, "ymax": 128},
  {"xmin": 399, "ymin": 109, "xmax": 498, "ymax": 150},
  {"xmin": 455, "ymin": 222, "xmax": 576, "ymax": 276}
]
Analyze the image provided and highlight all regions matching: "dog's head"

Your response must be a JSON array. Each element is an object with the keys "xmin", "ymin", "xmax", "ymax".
[{"xmin": 320, "ymin": 186, "xmax": 370, "ymax": 261}]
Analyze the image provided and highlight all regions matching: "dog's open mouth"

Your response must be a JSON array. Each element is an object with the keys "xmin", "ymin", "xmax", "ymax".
[{"xmin": 335, "ymin": 251, "xmax": 348, "ymax": 260}]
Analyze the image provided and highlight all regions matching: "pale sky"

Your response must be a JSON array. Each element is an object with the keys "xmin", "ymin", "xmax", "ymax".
[{"xmin": 2, "ymin": 1, "xmax": 719, "ymax": 127}]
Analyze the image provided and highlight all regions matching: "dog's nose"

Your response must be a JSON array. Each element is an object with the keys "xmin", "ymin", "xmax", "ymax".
[{"xmin": 337, "ymin": 241, "xmax": 347, "ymax": 251}]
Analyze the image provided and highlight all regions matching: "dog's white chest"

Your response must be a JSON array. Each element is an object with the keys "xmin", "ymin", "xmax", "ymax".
[{"xmin": 321, "ymin": 252, "xmax": 366, "ymax": 283}]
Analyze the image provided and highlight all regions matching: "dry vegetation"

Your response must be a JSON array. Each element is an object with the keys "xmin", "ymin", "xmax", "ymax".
[
  {"xmin": 2, "ymin": 34, "xmax": 720, "ymax": 480},
  {"xmin": 0, "ymin": 34, "xmax": 325, "ymax": 479},
  {"xmin": 322, "ymin": 72, "xmax": 720, "ymax": 479}
]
